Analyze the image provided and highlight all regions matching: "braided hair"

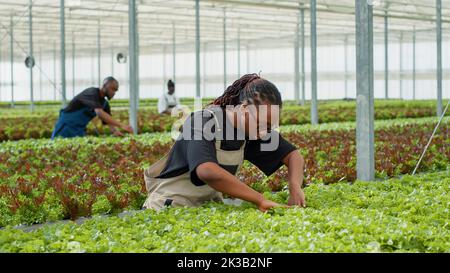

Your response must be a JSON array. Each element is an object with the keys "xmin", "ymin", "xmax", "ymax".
[{"xmin": 211, "ymin": 73, "xmax": 282, "ymax": 108}]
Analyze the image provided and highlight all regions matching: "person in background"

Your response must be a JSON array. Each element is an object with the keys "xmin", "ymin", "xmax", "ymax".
[
  {"xmin": 51, "ymin": 77, "xmax": 134, "ymax": 139},
  {"xmin": 158, "ymin": 79, "xmax": 180, "ymax": 115}
]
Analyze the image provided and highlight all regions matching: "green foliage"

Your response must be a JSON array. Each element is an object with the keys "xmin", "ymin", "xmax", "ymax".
[
  {"xmin": 0, "ymin": 117, "xmax": 448, "ymax": 226},
  {"xmin": 0, "ymin": 171, "xmax": 448, "ymax": 253},
  {"xmin": 1, "ymin": 100, "xmax": 448, "ymax": 142}
]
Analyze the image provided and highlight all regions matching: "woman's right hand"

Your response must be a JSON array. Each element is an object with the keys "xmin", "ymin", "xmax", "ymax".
[{"xmin": 257, "ymin": 198, "xmax": 283, "ymax": 212}]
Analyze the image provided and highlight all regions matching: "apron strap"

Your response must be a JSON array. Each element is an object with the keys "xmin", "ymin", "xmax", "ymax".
[
  {"xmin": 145, "ymin": 154, "xmax": 170, "ymax": 178},
  {"xmin": 204, "ymin": 108, "xmax": 222, "ymax": 133},
  {"xmin": 205, "ymin": 108, "xmax": 246, "ymax": 152}
]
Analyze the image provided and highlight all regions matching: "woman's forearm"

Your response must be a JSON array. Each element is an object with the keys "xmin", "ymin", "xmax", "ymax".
[
  {"xmin": 197, "ymin": 162, "xmax": 264, "ymax": 206},
  {"xmin": 283, "ymin": 151, "xmax": 307, "ymax": 207},
  {"xmin": 285, "ymin": 151, "xmax": 305, "ymax": 194}
]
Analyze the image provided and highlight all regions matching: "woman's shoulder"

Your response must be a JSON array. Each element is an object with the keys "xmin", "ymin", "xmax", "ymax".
[
  {"xmin": 180, "ymin": 106, "xmax": 224, "ymax": 140},
  {"xmin": 185, "ymin": 107, "xmax": 222, "ymax": 127}
]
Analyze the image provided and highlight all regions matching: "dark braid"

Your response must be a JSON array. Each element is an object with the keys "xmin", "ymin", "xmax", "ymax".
[{"xmin": 210, "ymin": 73, "xmax": 282, "ymax": 108}]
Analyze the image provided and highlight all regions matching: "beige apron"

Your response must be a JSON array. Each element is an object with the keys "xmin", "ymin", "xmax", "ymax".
[{"xmin": 143, "ymin": 109, "xmax": 246, "ymax": 210}]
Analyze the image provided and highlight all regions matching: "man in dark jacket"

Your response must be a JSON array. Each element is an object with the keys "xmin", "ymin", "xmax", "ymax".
[{"xmin": 51, "ymin": 77, "xmax": 133, "ymax": 139}]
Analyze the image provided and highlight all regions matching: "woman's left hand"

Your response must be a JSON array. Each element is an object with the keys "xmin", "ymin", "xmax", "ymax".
[{"xmin": 288, "ymin": 189, "xmax": 306, "ymax": 208}]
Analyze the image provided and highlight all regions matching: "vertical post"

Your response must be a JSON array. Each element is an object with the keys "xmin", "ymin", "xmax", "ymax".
[
  {"xmin": 163, "ymin": 45, "xmax": 166, "ymax": 89},
  {"xmin": 301, "ymin": 8, "xmax": 305, "ymax": 106},
  {"xmin": 111, "ymin": 47, "xmax": 114, "ymax": 76},
  {"xmin": 126, "ymin": 50, "xmax": 129, "ymax": 91},
  {"xmin": 29, "ymin": 0, "xmax": 34, "ymax": 112},
  {"xmin": 172, "ymin": 22, "xmax": 176, "ymax": 83},
  {"xmin": 195, "ymin": 0, "xmax": 201, "ymax": 100},
  {"xmin": 91, "ymin": 51, "xmax": 95, "ymax": 85},
  {"xmin": 246, "ymin": 44, "xmax": 250, "ymax": 73},
  {"xmin": 10, "ymin": 15, "xmax": 14, "ymax": 107},
  {"xmin": 413, "ymin": 26, "xmax": 416, "ymax": 100},
  {"xmin": 399, "ymin": 32, "xmax": 403, "ymax": 99},
  {"xmin": 39, "ymin": 48, "xmax": 42, "ymax": 101},
  {"xmin": 203, "ymin": 42, "xmax": 207, "ymax": 97},
  {"xmin": 136, "ymin": 32, "xmax": 140, "ymax": 102},
  {"xmin": 355, "ymin": 0, "xmax": 375, "ymax": 181},
  {"xmin": 129, "ymin": 0, "xmax": 139, "ymax": 134},
  {"xmin": 294, "ymin": 7, "xmax": 300, "ymax": 105},
  {"xmin": 223, "ymin": 8, "xmax": 227, "ymax": 91},
  {"xmin": 310, "ymin": 0, "xmax": 318, "ymax": 124},
  {"xmin": 0, "ymin": 37, "xmax": 2, "ymax": 102},
  {"xmin": 97, "ymin": 20, "xmax": 101, "ymax": 86},
  {"xmin": 436, "ymin": 0, "xmax": 443, "ymax": 117},
  {"xmin": 237, "ymin": 27, "xmax": 241, "ymax": 78},
  {"xmin": 344, "ymin": 36, "xmax": 348, "ymax": 99},
  {"xmin": 53, "ymin": 42, "xmax": 56, "ymax": 101},
  {"xmin": 60, "ymin": 0, "xmax": 66, "ymax": 106},
  {"xmin": 72, "ymin": 34, "xmax": 75, "ymax": 98},
  {"xmin": 384, "ymin": 11, "xmax": 388, "ymax": 99}
]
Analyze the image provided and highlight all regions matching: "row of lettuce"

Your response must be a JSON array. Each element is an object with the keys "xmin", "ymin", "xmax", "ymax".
[
  {"xmin": 0, "ymin": 171, "xmax": 448, "ymax": 252},
  {"xmin": 1, "ymin": 100, "xmax": 447, "ymax": 142},
  {"xmin": 0, "ymin": 117, "xmax": 448, "ymax": 227}
]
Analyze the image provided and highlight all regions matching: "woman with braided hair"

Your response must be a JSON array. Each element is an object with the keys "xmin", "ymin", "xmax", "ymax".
[{"xmin": 143, "ymin": 73, "xmax": 306, "ymax": 212}]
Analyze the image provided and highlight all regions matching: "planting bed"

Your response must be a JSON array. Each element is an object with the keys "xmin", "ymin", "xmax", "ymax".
[
  {"xmin": 0, "ymin": 171, "xmax": 448, "ymax": 253},
  {"xmin": 1, "ymin": 100, "xmax": 447, "ymax": 142},
  {"xmin": 0, "ymin": 117, "xmax": 448, "ymax": 227}
]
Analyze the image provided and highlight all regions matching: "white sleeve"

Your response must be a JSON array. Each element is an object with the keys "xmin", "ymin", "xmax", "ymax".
[{"xmin": 158, "ymin": 94, "xmax": 167, "ymax": 114}]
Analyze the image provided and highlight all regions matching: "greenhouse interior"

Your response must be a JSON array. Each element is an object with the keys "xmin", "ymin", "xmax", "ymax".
[{"xmin": 0, "ymin": 0, "xmax": 449, "ymax": 255}]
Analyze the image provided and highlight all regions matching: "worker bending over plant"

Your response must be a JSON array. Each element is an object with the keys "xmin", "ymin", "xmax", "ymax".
[
  {"xmin": 51, "ymin": 77, "xmax": 134, "ymax": 139},
  {"xmin": 143, "ymin": 74, "xmax": 306, "ymax": 212}
]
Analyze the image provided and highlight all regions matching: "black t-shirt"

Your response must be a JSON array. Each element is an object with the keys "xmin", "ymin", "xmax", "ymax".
[
  {"xmin": 64, "ymin": 87, "xmax": 111, "ymax": 115},
  {"xmin": 157, "ymin": 106, "xmax": 297, "ymax": 186}
]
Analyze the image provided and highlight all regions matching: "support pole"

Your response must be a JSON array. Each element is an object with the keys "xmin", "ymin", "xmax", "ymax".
[
  {"xmin": 0, "ymin": 37, "xmax": 2, "ymax": 102},
  {"xmin": 384, "ymin": 12, "xmax": 389, "ymax": 99},
  {"xmin": 310, "ymin": 0, "xmax": 318, "ymax": 124},
  {"xmin": 136, "ymin": 32, "xmax": 140, "ymax": 102},
  {"xmin": 163, "ymin": 45, "xmax": 166, "ymax": 89},
  {"xmin": 355, "ymin": 0, "xmax": 375, "ymax": 181},
  {"xmin": 72, "ymin": 34, "xmax": 75, "ymax": 98},
  {"xmin": 436, "ymin": 0, "xmax": 443, "ymax": 117},
  {"xmin": 53, "ymin": 42, "xmax": 56, "ymax": 101},
  {"xmin": 29, "ymin": 0, "xmax": 34, "ymax": 112},
  {"xmin": 294, "ymin": 7, "xmax": 300, "ymax": 105},
  {"xmin": 128, "ymin": 0, "xmax": 139, "ymax": 134},
  {"xmin": 10, "ymin": 15, "xmax": 14, "ymax": 107},
  {"xmin": 111, "ymin": 47, "xmax": 114, "ymax": 76},
  {"xmin": 172, "ymin": 22, "xmax": 176, "ymax": 83},
  {"xmin": 399, "ymin": 32, "xmax": 403, "ymax": 99},
  {"xmin": 413, "ymin": 26, "xmax": 416, "ymax": 100},
  {"xmin": 97, "ymin": 20, "xmax": 101, "ymax": 86},
  {"xmin": 301, "ymin": 8, "xmax": 305, "ymax": 106},
  {"xmin": 246, "ymin": 44, "xmax": 250, "ymax": 73},
  {"xmin": 223, "ymin": 8, "xmax": 227, "ymax": 91},
  {"xmin": 90, "ymin": 51, "xmax": 94, "ymax": 85},
  {"xmin": 195, "ymin": 0, "xmax": 201, "ymax": 101},
  {"xmin": 202, "ymin": 42, "xmax": 207, "ymax": 97},
  {"xmin": 60, "ymin": 0, "xmax": 67, "ymax": 106},
  {"xmin": 237, "ymin": 27, "xmax": 241, "ymax": 78},
  {"xmin": 344, "ymin": 36, "xmax": 348, "ymax": 99},
  {"xmin": 39, "ymin": 48, "xmax": 42, "ymax": 101}
]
